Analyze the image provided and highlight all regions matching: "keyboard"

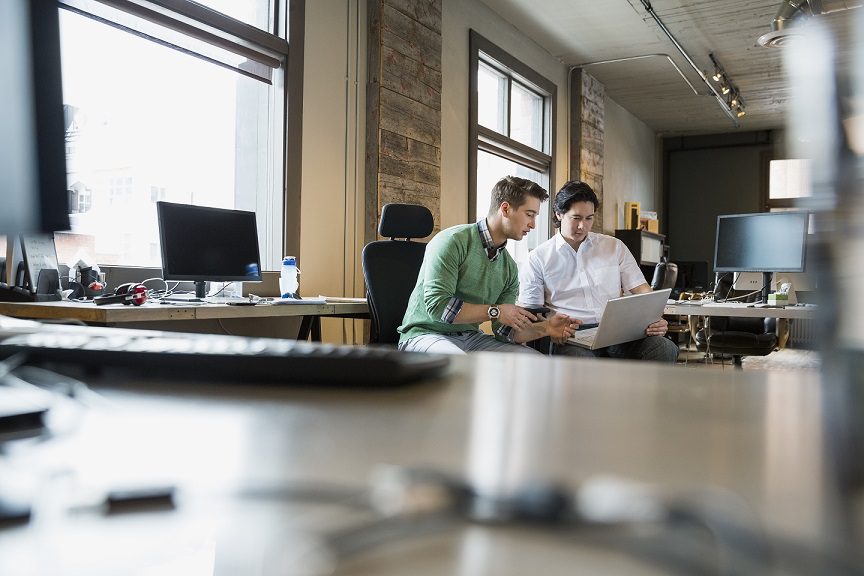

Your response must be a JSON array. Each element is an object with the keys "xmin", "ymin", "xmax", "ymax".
[
  {"xmin": 203, "ymin": 296, "xmax": 256, "ymax": 305},
  {"xmin": 702, "ymin": 301, "xmax": 751, "ymax": 308},
  {"xmin": 567, "ymin": 327, "xmax": 598, "ymax": 348},
  {"xmin": 0, "ymin": 326, "xmax": 449, "ymax": 387},
  {"xmin": 159, "ymin": 293, "xmax": 203, "ymax": 303}
]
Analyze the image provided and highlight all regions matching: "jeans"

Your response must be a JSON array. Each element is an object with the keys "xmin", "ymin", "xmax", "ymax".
[
  {"xmin": 549, "ymin": 335, "xmax": 679, "ymax": 363},
  {"xmin": 399, "ymin": 331, "xmax": 540, "ymax": 355}
]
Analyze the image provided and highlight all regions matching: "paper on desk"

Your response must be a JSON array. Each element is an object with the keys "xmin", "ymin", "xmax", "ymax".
[
  {"xmin": 270, "ymin": 295, "xmax": 327, "ymax": 305},
  {"xmin": 324, "ymin": 296, "xmax": 368, "ymax": 303}
]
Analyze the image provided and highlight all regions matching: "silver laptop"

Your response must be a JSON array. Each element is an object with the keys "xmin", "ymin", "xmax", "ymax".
[{"xmin": 567, "ymin": 289, "xmax": 672, "ymax": 350}]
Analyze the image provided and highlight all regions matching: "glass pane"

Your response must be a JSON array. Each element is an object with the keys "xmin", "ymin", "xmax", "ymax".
[
  {"xmin": 478, "ymin": 62, "xmax": 507, "ymax": 134},
  {"xmin": 769, "ymin": 159, "xmax": 812, "ymax": 199},
  {"xmin": 193, "ymin": 0, "xmax": 272, "ymax": 32},
  {"xmin": 476, "ymin": 150, "xmax": 549, "ymax": 264},
  {"xmin": 58, "ymin": 10, "xmax": 280, "ymax": 269},
  {"xmin": 510, "ymin": 81, "xmax": 543, "ymax": 151}
]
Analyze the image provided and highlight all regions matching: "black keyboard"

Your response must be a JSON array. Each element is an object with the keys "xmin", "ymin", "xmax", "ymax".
[{"xmin": 0, "ymin": 327, "xmax": 449, "ymax": 387}]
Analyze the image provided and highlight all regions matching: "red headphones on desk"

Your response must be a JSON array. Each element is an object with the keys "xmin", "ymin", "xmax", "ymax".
[{"xmin": 93, "ymin": 283, "xmax": 148, "ymax": 306}]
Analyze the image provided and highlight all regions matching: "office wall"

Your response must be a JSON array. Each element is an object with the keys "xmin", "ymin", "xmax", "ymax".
[
  {"xmin": 603, "ymin": 96, "xmax": 658, "ymax": 233},
  {"xmin": 665, "ymin": 133, "xmax": 776, "ymax": 269},
  {"xmin": 300, "ymin": 1, "xmax": 367, "ymax": 343},
  {"xmin": 440, "ymin": 0, "xmax": 569, "ymax": 228}
]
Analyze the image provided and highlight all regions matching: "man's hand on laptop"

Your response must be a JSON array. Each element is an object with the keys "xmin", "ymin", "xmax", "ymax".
[
  {"xmin": 549, "ymin": 314, "xmax": 581, "ymax": 344},
  {"xmin": 497, "ymin": 304, "xmax": 539, "ymax": 331},
  {"xmin": 645, "ymin": 318, "xmax": 668, "ymax": 337}
]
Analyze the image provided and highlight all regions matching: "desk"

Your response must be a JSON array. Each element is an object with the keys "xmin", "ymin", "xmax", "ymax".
[
  {"xmin": 664, "ymin": 303, "xmax": 819, "ymax": 352},
  {"xmin": 0, "ymin": 299, "xmax": 369, "ymax": 341},
  {"xmin": 665, "ymin": 302, "xmax": 818, "ymax": 320},
  {"xmin": 0, "ymin": 350, "xmax": 860, "ymax": 574}
]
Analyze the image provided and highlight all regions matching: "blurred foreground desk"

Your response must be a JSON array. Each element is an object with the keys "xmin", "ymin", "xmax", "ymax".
[
  {"xmin": 0, "ymin": 299, "xmax": 369, "ymax": 341},
  {"xmin": 0, "ymin": 352, "xmax": 860, "ymax": 575}
]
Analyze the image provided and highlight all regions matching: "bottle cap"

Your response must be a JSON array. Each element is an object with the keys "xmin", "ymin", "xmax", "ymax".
[{"xmin": 282, "ymin": 256, "xmax": 296, "ymax": 265}]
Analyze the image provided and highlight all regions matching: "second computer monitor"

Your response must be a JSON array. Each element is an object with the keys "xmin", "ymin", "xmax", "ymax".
[
  {"xmin": 714, "ymin": 211, "xmax": 808, "ymax": 302},
  {"xmin": 157, "ymin": 201, "xmax": 262, "ymax": 298}
]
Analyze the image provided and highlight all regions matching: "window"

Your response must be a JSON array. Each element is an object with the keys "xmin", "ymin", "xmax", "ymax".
[
  {"xmin": 470, "ymin": 31, "xmax": 555, "ymax": 264},
  {"xmin": 54, "ymin": 0, "xmax": 288, "ymax": 269},
  {"xmin": 768, "ymin": 159, "xmax": 812, "ymax": 209}
]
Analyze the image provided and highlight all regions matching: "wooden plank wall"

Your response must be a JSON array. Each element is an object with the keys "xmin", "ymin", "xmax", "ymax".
[
  {"xmin": 569, "ymin": 69, "xmax": 605, "ymax": 232},
  {"xmin": 366, "ymin": 0, "xmax": 442, "ymax": 243}
]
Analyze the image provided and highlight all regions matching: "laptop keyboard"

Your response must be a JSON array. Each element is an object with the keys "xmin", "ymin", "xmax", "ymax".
[
  {"xmin": 0, "ymin": 327, "xmax": 449, "ymax": 387},
  {"xmin": 567, "ymin": 327, "xmax": 598, "ymax": 347}
]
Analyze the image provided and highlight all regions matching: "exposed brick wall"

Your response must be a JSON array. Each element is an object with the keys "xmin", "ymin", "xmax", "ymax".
[
  {"xmin": 569, "ymin": 69, "xmax": 605, "ymax": 231},
  {"xmin": 366, "ymin": 0, "xmax": 442, "ymax": 242}
]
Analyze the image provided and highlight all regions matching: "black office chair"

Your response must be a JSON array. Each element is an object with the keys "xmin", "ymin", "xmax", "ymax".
[
  {"xmin": 362, "ymin": 203, "xmax": 434, "ymax": 345},
  {"xmin": 651, "ymin": 259, "xmax": 678, "ymax": 291},
  {"xmin": 694, "ymin": 273, "xmax": 778, "ymax": 368},
  {"xmin": 652, "ymin": 260, "xmax": 690, "ymax": 347}
]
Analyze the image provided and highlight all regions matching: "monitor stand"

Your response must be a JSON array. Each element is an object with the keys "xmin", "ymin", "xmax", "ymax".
[
  {"xmin": 761, "ymin": 272, "xmax": 772, "ymax": 304},
  {"xmin": 194, "ymin": 281, "xmax": 207, "ymax": 299}
]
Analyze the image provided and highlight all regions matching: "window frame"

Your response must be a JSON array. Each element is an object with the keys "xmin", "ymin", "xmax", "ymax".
[
  {"xmin": 54, "ymin": 0, "xmax": 292, "ymax": 270},
  {"xmin": 469, "ymin": 30, "xmax": 555, "ymax": 230}
]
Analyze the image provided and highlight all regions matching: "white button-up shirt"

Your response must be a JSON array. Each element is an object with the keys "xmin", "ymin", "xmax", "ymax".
[{"xmin": 518, "ymin": 232, "xmax": 646, "ymax": 324}]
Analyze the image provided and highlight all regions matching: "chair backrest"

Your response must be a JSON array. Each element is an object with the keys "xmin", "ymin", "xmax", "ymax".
[
  {"xmin": 362, "ymin": 203, "xmax": 434, "ymax": 345},
  {"xmin": 651, "ymin": 260, "xmax": 678, "ymax": 290}
]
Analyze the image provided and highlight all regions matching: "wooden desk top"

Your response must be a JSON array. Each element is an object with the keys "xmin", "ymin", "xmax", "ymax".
[
  {"xmin": 0, "ymin": 350, "xmax": 857, "ymax": 574},
  {"xmin": 0, "ymin": 298, "xmax": 369, "ymax": 324}
]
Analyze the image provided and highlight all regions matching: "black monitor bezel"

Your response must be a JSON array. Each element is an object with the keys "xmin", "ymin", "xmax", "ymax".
[
  {"xmin": 156, "ymin": 201, "xmax": 263, "ymax": 284},
  {"xmin": 1, "ymin": 0, "xmax": 71, "ymax": 236},
  {"xmin": 713, "ymin": 211, "xmax": 809, "ymax": 274}
]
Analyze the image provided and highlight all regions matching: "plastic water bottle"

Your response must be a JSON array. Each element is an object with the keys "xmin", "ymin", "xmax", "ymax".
[{"xmin": 279, "ymin": 256, "xmax": 299, "ymax": 299}]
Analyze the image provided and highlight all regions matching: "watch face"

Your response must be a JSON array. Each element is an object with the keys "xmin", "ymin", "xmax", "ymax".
[{"xmin": 488, "ymin": 306, "xmax": 500, "ymax": 319}]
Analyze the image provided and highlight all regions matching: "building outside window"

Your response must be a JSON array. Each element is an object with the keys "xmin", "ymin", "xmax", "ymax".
[
  {"xmin": 470, "ymin": 31, "xmax": 555, "ymax": 264},
  {"xmin": 54, "ymin": 0, "xmax": 287, "ymax": 269}
]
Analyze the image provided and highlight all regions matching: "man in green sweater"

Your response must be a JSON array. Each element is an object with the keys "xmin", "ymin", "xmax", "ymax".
[{"xmin": 398, "ymin": 176, "xmax": 580, "ymax": 354}]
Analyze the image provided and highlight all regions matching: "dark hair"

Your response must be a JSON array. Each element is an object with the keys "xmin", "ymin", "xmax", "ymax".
[
  {"xmin": 489, "ymin": 176, "xmax": 549, "ymax": 215},
  {"xmin": 552, "ymin": 180, "xmax": 598, "ymax": 228}
]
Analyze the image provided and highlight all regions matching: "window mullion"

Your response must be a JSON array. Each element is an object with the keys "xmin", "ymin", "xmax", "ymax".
[
  {"xmin": 505, "ymin": 75, "xmax": 512, "ymax": 138},
  {"xmin": 478, "ymin": 128, "xmax": 550, "ymax": 173}
]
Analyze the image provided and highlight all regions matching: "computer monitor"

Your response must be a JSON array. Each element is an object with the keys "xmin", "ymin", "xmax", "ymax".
[
  {"xmin": 157, "ymin": 202, "xmax": 262, "ymax": 298},
  {"xmin": 714, "ymin": 211, "xmax": 809, "ymax": 303},
  {"xmin": 0, "ymin": 0, "xmax": 70, "ymax": 236}
]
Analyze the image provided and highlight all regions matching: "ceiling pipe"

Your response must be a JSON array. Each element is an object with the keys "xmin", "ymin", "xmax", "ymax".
[
  {"xmin": 636, "ymin": 0, "xmax": 739, "ymax": 126},
  {"xmin": 758, "ymin": 0, "xmax": 863, "ymax": 47}
]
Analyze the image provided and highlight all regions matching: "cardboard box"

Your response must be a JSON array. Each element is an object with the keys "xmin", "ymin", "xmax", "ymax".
[{"xmin": 640, "ymin": 217, "xmax": 659, "ymax": 233}]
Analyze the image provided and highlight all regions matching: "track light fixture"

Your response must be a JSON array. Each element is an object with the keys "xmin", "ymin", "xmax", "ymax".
[{"xmin": 709, "ymin": 52, "xmax": 745, "ymax": 121}]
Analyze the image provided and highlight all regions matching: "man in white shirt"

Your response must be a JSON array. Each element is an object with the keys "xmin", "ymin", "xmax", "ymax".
[{"xmin": 519, "ymin": 180, "xmax": 678, "ymax": 362}]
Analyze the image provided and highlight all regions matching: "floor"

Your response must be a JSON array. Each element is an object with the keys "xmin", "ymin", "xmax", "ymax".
[{"xmin": 675, "ymin": 346, "xmax": 821, "ymax": 371}]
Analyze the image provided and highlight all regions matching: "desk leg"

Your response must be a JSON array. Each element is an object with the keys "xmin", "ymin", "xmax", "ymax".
[
  {"xmin": 297, "ymin": 316, "xmax": 322, "ymax": 342},
  {"xmin": 311, "ymin": 317, "xmax": 321, "ymax": 341}
]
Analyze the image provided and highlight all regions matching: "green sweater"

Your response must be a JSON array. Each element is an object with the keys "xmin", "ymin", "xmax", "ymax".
[{"xmin": 398, "ymin": 223, "xmax": 519, "ymax": 343}]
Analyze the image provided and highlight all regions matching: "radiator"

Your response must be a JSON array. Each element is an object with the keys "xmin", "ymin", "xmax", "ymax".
[{"xmin": 788, "ymin": 319, "xmax": 818, "ymax": 350}]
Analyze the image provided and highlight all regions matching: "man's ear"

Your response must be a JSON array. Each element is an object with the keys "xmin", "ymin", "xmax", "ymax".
[{"xmin": 499, "ymin": 201, "xmax": 511, "ymax": 217}]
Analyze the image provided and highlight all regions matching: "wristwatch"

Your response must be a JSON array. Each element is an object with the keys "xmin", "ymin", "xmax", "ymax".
[{"xmin": 487, "ymin": 305, "xmax": 500, "ymax": 320}]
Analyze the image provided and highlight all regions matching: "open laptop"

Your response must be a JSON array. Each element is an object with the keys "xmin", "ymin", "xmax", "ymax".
[{"xmin": 567, "ymin": 289, "xmax": 672, "ymax": 350}]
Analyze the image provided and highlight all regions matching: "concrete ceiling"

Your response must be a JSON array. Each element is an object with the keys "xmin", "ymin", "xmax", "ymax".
[{"xmin": 478, "ymin": 0, "xmax": 859, "ymax": 136}]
